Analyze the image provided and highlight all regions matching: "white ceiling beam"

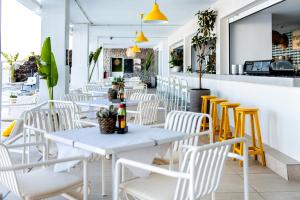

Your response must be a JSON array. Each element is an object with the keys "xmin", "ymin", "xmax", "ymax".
[
  {"xmin": 73, "ymin": 0, "xmax": 93, "ymax": 24},
  {"xmin": 16, "ymin": 0, "xmax": 41, "ymax": 13}
]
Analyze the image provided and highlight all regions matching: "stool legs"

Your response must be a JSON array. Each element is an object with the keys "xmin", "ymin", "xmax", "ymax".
[{"xmin": 233, "ymin": 110, "xmax": 266, "ymax": 166}]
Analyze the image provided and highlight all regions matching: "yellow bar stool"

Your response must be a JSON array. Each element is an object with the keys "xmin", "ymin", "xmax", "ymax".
[
  {"xmin": 233, "ymin": 107, "xmax": 266, "ymax": 166},
  {"xmin": 219, "ymin": 102, "xmax": 240, "ymax": 142},
  {"xmin": 210, "ymin": 98, "xmax": 228, "ymax": 141},
  {"xmin": 200, "ymin": 95, "xmax": 217, "ymax": 130}
]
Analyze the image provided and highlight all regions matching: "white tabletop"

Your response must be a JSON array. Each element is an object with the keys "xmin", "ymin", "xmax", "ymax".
[
  {"xmin": 76, "ymin": 99, "xmax": 139, "ymax": 108},
  {"xmin": 44, "ymin": 124, "xmax": 185, "ymax": 155}
]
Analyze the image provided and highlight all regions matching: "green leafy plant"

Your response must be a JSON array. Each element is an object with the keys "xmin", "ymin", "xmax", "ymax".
[
  {"xmin": 89, "ymin": 47, "xmax": 102, "ymax": 82},
  {"xmin": 1, "ymin": 52, "xmax": 19, "ymax": 82},
  {"xmin": 192, "ymin": 9, "xmax": 217, "ymax": 89},
  {"xmin": 36, "ymin": 37, "xmax": 58, "ymax": 101},
  {"xmin": 96, "ymin": 105, "xmax": 118, "ymax": 118},
  {"xmin": 112, "ymin": 77, "xmax": 124, "ymax": 85},
  {"xmin": 142, "ymin": 51, "xmax": 154, "ymax": 82},
  {"xmin": 169, "ymin": 49, "xmax": 183, "ymax": 68}
]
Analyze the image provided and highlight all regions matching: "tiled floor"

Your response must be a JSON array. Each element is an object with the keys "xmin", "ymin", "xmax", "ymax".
[{"xmin": 2, "ymin": 151, "xmax": 300, "ymax": 200}]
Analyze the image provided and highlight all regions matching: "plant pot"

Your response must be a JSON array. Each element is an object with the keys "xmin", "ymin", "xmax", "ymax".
[
  {"xmin": 171, "ymin": 66, "xmax": 183, "ymax": 73},
  {"xmin": 112, "ymin": 84, "xmax": 119, "ymax": 90},
  {"xmin": 189, "ymin": 88, "xmax": 211, "ymax": 113},
  {"xmin": 98, "ymin": 117, "xmax": 116, "ymax": 134},
  {"xmin": 9, "ymin": 97, "xmax": 17, "ymax": 104},
  {"xmin": 108, "ymin": 88, "xmax": 118, "ymax": 101}
]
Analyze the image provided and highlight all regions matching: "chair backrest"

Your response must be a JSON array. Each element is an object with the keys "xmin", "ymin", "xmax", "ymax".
[
  {"xmin": 125, "ymin": 89, "xmax": 145, "ymax": 99},
  {"xmin": 129, "ymin": 93, "xmax": 156, "ymax": 101},
  {"xmin": 24, "ymin": 107, "xmax": 81, "ymax": 133},
  {"xmin": 164, "ymin": 111, "xmax": 212, "ymax": 152},
  {"xmin": 134, "ymin": 100, "xmax": 160, "ymax": 125},
  {"xmin": 174, "ymin": 139, "xmax": 242, "ymax": 200},
  {"xmin": 63, "ymin": 93, "xmax": 91, "ymax": 102},
  {"xmin": 82, "ymin": 84, "xmax": 102, "ymax": 93},
  {"xmin": 0, "ymin": 144, "xmax": 21, "ymax": 196}
]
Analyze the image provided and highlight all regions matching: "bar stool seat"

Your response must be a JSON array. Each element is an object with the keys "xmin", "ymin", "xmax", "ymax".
[
  {"xmin": 233, "ymin": 107, "xmax": 266, "ymax": 166},
  {"xmin": 219, "ymin": 102, "xmax": 240, "ymax": 141}
]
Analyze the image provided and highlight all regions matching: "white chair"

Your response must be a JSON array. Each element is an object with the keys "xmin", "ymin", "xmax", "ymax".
[
  {"xmin": 23, "ymin": 77, "xmax": 37, "ymax": 88},
  {"xmin": 127, "ymin": 100, "xmax": 160, "ymax": 126},
  {"xmin": 157, "ymin": 111, "xmax": 213, "ymax": 165},
  {"xmin": 82, "ymin": 84, "xmax": 102, "ymax": 93},
  {"xmin": 129, "ymin": 93, "xmax": 156, "ymax": 101},
  {"xmin": 125, "ymin": 89, "xmax": 145, "ymax": 100},
  {"xmin": 63, "ymin": 93, "xmax": 91, "ymax": 102},
  {"xmin": 114, "ymin": 138, "xmax": 249, "ymax": 200},
  {"xmin": 0, "ymin": 143, "xmax": 88, "ymax": 200}
]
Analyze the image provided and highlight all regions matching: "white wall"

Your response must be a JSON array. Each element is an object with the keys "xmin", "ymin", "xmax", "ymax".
[
  {"xmin": 71, "ymin": 24, "xmax": 89, "ymax": 89},
  {"xmin": 230, "ymin": 12, "xmax": 272, "ymax": 66}
]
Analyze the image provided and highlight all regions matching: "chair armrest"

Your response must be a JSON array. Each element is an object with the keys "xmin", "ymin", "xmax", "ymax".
[
  {"xmin": 6, "ymin": 142, "xmax": 45, "ymax": 150},
  {"xmin": 116, "ymin": 158, "xmax": 189, "ymax": 179},
  {"xmin": 126, "ymin": 110, "xmax": 140, "ymax": 114},
  {"xmin": 24, "ymin": 125, "xmax": 47, "ymax": 135},
  {"xmin": 0, "ymin": 156, "xmax": 87, "ymax": 172}
]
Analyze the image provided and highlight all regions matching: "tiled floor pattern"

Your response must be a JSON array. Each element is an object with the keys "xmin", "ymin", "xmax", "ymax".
[{"xmin": 2, "ymin": 153, "xmax": 300, "ymax": 200}]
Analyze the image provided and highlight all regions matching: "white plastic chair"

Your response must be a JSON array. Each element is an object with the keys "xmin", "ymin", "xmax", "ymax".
[
  {"xmin": 82, "ymin": 84, "xmax": 102, "ymax": 93},
  {"xmin": 125, "ymin": 89, "xmax": 145, "ymax": 100},
  {"xmin": 159, "ymin": 111, "xmax": 213, "ymax": 165},
  {"xmin": 129, "ymin": 93, "xmax": 156, "ymax": 101},
  {"xmin": 0, "ymin": 143, "xmax": 88, "ymax": 200},
  {"xmin": 114, "ymin": 138, "xmax": 249, "ymax": 200},
  {"xmin": 127, "ymin": 100, "xmax": 160, "ymax": 126}
]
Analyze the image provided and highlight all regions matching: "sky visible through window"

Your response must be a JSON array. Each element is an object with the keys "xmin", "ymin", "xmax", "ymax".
[{"xmin": 1, "ymin": 0, "xmax": 41, "ymax": 60}]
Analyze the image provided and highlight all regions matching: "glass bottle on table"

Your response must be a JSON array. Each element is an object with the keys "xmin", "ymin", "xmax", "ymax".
[{"xmin": 117, "ymin": 103, "xmax": 127, "ymax": 134}]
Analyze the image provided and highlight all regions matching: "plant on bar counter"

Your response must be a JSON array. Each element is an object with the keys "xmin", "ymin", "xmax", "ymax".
[
  {"xmin": 36, "ymin": 37, "xmax": 58, "ymax": 102},
  {"xmin": 89, "ymin": 47, "xmax": 102, "ymax": 82},
  {"xmin": 1, "ymin": 52, "xmax": 19, "ymax": 83},
  {"xmin": 192, "ymin": 9, "xmax": 217, "ymax": 89}
]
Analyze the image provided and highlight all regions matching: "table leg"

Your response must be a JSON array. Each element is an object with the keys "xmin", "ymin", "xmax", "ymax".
[
  {"xmin": 101, "ymin": 157, "xmax": 106, "ymax": 196},
  {"xmin": 112, "ymin": 153, "xmax": 116, "ymax": 200},
  {"xmin": 169, "ymin": 142, "xmax": 173, "ymax": 170}
]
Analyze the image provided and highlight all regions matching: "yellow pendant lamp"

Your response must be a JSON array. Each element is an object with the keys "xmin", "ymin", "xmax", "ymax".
[
  {"xmin": 143, "ymin": 0, "xmax": 168, "ymax": 24},
  {"xmin": 136, "ymin": 13, "xmax": 149, "ymax": 43},
  {"xmin": 132, "ymin": 44, "xmax": 141, "ymax": 53}
]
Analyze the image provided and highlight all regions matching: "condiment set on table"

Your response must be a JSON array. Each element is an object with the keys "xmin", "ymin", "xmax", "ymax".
[{"xmin": 97, "ymin": 85, "xmax": 128, "ymax": 134}]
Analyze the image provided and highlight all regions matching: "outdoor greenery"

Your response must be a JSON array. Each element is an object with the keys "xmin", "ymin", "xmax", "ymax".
[
  {"xmin": 1, "ymin": 52, "xmax": 19, "ymax": 82},
  {"xmin": 36, "ymin": 37, "xmax": 58, "ymax": 101},
  {"xmin": 96, "ymin": 105, "xmax": 118, "ymax": 118},
  {"xmin": 142, "ymin": 51, "xmax": 154, "ymax": 82},
  {"xmin": 192, "ymin": 9, "xmax": 217, "ymax": 89},
  {"xmin": 89, "ymin": 47, "xmax": 102, "ymax": 82},
  {"xmin": 169, "ymin": 49, "xmax": 183, "ymax": 67}
]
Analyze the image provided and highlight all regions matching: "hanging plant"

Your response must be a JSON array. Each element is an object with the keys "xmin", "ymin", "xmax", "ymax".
[{"xmin": 191, "ymin": 9, "xmax": 217, "ymax": 89}]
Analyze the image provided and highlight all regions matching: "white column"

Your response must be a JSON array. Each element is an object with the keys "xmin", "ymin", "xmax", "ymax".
[
  {"xmin": 71, "ymin": 24, "xmax": 89, "ymax": 89},
  {"xmin": 40, "ymin": 0, "xmax": 70, "ymax": 101}
]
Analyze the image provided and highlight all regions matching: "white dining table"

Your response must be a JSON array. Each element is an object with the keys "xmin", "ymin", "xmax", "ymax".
[{"xmin": 43, "ymin": 124, "xmax": 185, "ymax": 197}]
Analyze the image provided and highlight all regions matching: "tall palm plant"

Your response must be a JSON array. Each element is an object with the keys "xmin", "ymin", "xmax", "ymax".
[
  {"xmin": 36, "ymin": 37, "xmax": 58, "ymax": 101},
  {"xmin": 89, "ymin": 47, "xmax": 102, "ymax": 82}
]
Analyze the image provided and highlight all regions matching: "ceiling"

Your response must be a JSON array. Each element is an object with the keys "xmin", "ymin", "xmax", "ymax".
[
  {"xmin": 69, "ymin": 0, "xmax": 216, "ymax": 48},
  {"xmin": 269, "ymin": 0, "xmax": 300, "ymax": 33}
]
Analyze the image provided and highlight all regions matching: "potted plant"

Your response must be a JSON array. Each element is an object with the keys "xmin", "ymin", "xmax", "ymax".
[
  {"xmin": 9, "ymin": 93, "xmax": 18, "ymax": 104},
  {"xmin": 96, "ymin": 105, "xmax": 118, "ymax": 134},
  {"xmin": 36, "ymin": 37, "xmax": 59, "ymax": 104},
  {"xmin": 111, "ymin": 77, "xmax": 124, "ymax": 90},
  {"xmin": 190, "ymin": 9, "xmax": 217, "ymax": 112},
  {"xmin": 142, "ymin": 51, "xmax": 154, "ymax": 87},
  {"xmin": 1, "ymin": 52, "xmax": 19, "ymax": 83},
  {"xmin": 169, "ymin": 49, "xmax": 183, "ymax": 72},
  {"xmin": 88, "ymin": 47, "xmax": 102, "ymax": 82}
]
